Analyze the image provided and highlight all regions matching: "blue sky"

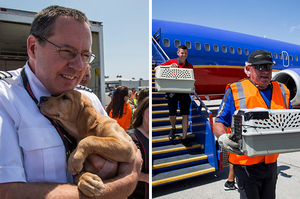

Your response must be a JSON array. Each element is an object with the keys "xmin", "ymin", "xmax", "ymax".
[
  {"xmin": 1, "ymin": 0, "xmax": 149, "ymax": 80},
  {"xmin": 3, "ymin": 1, "xmax": 300, "ymax": 80},
  {"xmin": 152, "ymin": 0, "xmax": 300, "ymax": 45}
]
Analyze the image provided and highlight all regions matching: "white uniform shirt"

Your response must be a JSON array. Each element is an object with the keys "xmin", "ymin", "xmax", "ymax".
[{"xmin": 0, "ymin": 62, "xmax": 107, "ymax": 183}]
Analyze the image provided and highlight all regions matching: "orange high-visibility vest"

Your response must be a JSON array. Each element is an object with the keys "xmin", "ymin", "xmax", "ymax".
[{"xmin": 227, "ymin": 78, "xmax": 290, "ymax": 165}]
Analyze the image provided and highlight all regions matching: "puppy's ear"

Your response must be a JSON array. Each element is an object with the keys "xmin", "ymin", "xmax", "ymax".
[{"xmin": 77, "ymin": 98, "xmax": 99, "ymax": 137}]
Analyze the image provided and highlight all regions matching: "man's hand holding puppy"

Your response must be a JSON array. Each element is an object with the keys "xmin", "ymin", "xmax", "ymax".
[{"xmin": 81, "ymin": 151, "xmax": 143, "ymax": 198}]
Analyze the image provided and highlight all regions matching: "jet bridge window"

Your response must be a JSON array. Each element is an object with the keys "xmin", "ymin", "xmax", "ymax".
[
  {"xmin": 244, "ymin": 49, "xmax": 249, "ymax": 55},
  {"xmin": 174, "ymin": 40, "xmax": 181, "ymax": 48},
  {"xmin": 195, "ymin": 42, "xmax": 201, "ymax": 50},
  {"xmin": 185, "ymin": 41, "xmax": 191, "ymax": 49},
  {"xmin": 230, "ymin": 46, "xmax": 235, "ymax": 54},
  {"xmin": 163, "ymin": 39, "xmax": 170, "ymax": 47},
  {"xmin": 222, "ymin": 46, "xmax": 227, "ymax": 53},
  {"xmin": 213, "ymin": 44, "xmax": 219, "ymax": 52},
  {"xmin": 237, "ymin": 47, "xmax": 242, "ymax": 55},
  {"xmin": 205, "ymin": 43, "xmax": 210, "ymax": 51}
]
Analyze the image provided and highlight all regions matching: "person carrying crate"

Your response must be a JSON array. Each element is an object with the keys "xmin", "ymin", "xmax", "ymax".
[
  {"xmin": 213, "ymin": 49, "xmax": 292, "ymax": 199},
  {"xmin": 155, "ymin": 45, "xmax": 193, "ymax": 147}
]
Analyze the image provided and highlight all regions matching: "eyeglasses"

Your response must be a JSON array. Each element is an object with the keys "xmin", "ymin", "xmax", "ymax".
[
  {"xmin": 36, "ymin": 36, "xmax": 95, "ymax": 64},
  {"xmin": 253, "ymin": 64, "xmax": 273, "ymax": 71}
]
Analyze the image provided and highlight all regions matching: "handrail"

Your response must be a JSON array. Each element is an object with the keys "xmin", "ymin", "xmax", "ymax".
[
  {"xmin": 192, "ymin": 88, "xmax": 214, "ymax": 133},
  {"xmin": 152, "ymin": 36, "xmax": 170, "ymax": 61}
]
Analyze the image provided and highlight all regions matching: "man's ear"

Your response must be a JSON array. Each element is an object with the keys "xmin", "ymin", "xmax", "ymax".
[
  {"xmin": 27, "ymin": 35, "xmax": 38, "ymax": 60},
  {"xmin": 245, "ymin": 65, "xmax": 251, "ymax": 77}
]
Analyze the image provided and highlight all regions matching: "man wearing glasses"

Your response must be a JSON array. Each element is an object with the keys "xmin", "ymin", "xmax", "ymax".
[
  {"xmin": 0, "ymin": 5, "xmax": 142, "ymax": 198},
  {"xmin": 214, "ymin": 50, "xmax": 292, "ymax": 199}
]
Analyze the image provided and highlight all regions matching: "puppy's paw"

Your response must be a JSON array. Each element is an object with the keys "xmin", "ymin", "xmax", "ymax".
[
  {"xmin": 68, "ymin": 150, "xmax": 85, "ymax": 175},
  {"xmin": 78, "ymin": 172, "xmax": 105, "ymax": 197}
]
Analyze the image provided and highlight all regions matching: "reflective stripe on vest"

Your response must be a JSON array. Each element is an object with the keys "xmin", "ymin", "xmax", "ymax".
[{"xmin": 228, "ymin": 79, "xmax": 290, "ymax": 165}]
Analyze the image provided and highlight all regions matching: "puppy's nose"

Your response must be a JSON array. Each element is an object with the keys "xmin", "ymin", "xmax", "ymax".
[{"xmin": 40, "ymin": 96, "xmax": 48, "ymax": 103}]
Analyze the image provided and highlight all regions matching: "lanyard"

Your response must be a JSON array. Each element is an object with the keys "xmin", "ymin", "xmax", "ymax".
[{"xmin": 21, "ymin": 68, "xmax": 76, "ymax": 158}]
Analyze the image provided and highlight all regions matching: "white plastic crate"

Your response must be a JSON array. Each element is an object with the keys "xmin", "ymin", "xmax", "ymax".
[
  {"xmin": 155, "ymin": 67, "xmax": 195, "ymax": 93},
  {"xmin": 231, "ymin": 108, "xmax": 300, "ymax": 157}
]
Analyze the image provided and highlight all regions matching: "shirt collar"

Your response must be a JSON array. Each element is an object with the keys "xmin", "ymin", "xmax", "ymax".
[
  {"xmin": 177, "ymin": 58, "xmax": 188, "ymax": 66},
  {"xmin": 24, "ymin": 61, "xmax": 51, "ymax": 102}
]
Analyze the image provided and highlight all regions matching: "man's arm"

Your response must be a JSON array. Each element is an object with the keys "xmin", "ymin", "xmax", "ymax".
[
  {"xmin": 0, "ymin": 150, "xmax": 143, "ymax": 199},
  {"xmin": 154, "ymin": 63, "xmax": 178, "ymax": 70},
  {"xmin": 213, "ymin": 122, "xmax": 228, "ymax": 138},
  {"xmin": 138, "ymin": 172, "xmax": 149, "ymax": 183}
]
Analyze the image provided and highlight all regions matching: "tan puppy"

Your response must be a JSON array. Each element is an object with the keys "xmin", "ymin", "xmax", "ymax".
[{"xmin": 38, "ymin": 90, "xmax": 136, "ymax": 197}]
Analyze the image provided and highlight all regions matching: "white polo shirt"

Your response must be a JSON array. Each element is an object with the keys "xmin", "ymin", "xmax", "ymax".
[{"xmin": 0, "ymin": 63, "xmax": 107, "ymax": 183}]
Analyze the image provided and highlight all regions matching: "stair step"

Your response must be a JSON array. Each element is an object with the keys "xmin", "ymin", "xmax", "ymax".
[
  {"xmin": 152, "ymin": 97, "xmax": 167, "ymax": 101},
  {"xmin": 152, "ymin": 116, "xmax": 182, "ymax": 123},
  {"xmin": 153, "ymin": 152, "xmax": 208, "ymax": 171},
  {"xmin": 152, "ymin": 103, "xmax": 168, "ymax": 107},
  {"xmin": 152, "ymin": 133, "xmax": 195, "ymax": 144},
  {"xmin": 152, "ymin": 124, "xmax": 183, "ymax": 133},
  {"xmin": 152, "ymin": 142, "xmax": 201, "ymax": 159},
  {"xmin": 152, "ymin": 163, "xmax": 216, "ymax": 187},
  {"xmin": 152, "ymin": 110, "xmax": 179, "ymax": 115},
  {"xmin": 153, "ymin": 91, "xmax": 166, "ymax": 95}
]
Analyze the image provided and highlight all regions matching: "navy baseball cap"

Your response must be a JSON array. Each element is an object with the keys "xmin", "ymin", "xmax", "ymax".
[{"xmin": 248, "ymin": 50, "xmax": 274, "ymax": 65}]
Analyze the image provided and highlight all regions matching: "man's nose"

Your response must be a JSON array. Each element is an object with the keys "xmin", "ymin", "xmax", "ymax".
[{"xmin": 69, "ymin": 54, "xmax": 86, "ymax": 71}]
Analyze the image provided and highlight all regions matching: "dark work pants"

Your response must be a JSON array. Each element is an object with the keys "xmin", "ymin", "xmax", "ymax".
[{"xmin": 233, "ymin": 162, "xmax": 277, "ymax": 199}]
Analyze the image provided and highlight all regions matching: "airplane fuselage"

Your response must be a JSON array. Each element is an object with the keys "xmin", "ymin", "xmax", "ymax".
[{"xmin": 152, "ymin": 19, "xmax": 300, "ymax": 100}]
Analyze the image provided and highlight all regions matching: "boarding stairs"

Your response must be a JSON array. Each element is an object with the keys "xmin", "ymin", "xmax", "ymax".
[{"xmin": 152, "ymin": 59, "xmax": 222, "ymax": 187}]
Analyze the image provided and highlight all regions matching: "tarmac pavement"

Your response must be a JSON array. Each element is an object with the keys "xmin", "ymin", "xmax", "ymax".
[
  {"xmin": 152, "ymin": 151, "xmax": 300, "ymax": 199},
  {"xmin": 152, "ymin": 99, "xmax": 300, "ymax": 198}
]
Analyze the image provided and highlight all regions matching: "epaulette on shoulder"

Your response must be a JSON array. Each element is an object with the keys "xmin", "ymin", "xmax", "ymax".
[
  {"xmin": 0, "ymin": 71, "xmax": 13, "ymax": 80},
  {"xmin": 76, "ymin": 85, "xmax": 93, "ymax": 93}
]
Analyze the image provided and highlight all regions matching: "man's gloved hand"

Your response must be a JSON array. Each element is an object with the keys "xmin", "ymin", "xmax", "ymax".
[{"xmin": 218, "ymin": 134, "xmax": 244, "ymax": 155}]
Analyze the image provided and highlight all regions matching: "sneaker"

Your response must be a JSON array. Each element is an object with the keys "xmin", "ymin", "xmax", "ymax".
[
  {"xmin": 168, "ymin": 128, "xmax": 176, "ymax": 141},
  {"xmin": 182, "ymin": 138, "xmax": 192, "ymax": 147},
  {"xmin": 224, "ymin": 181, "xmax": 238, "ymax": 191}
]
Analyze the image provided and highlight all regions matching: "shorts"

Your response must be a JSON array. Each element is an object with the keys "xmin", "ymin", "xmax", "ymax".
[{"xmin": 167, "ymin": 93, "xmax": 191, "ymax": 116}]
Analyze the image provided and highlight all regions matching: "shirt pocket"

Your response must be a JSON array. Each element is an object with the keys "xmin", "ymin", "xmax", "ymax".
[
  {"xmin": 19, "ymin": 128, "xmax": 63, "ymax": 151},
  {"xmin": 19, "ymin": 128, "xmax": 68, "ymax": 183}
]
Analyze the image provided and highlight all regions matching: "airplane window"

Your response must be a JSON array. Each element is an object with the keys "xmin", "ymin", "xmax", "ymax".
[
  {"xmin": 174, "ymin": 40, "xmax": 181, "ymax": 48},
  {"xmin": 163, "ymin": 39, "xmax": 170, "ymax": 47},
  {"xmin": 185, "ymin": 41, "xmax": 191, "ymax": 49},
  {"xmin": 244, "ymin": 49, "xmax": 249, "ymax": 55},
  {"xmin": 222, "ymin": 46, "xmax": 227, "ymax": 53},
  {"xmin": 295, "ymin": 56, "xmax": 298, "ymax": 61},
  {"xmin": 279, "ymin": 53, "xmax": 282, "ymax": 59},
  {"xmin": 284, "ymin": 54, "xmax": 287, "ymax": 60},
  {"xmin": 230, "ymin": 46, "xmax": 235, "ymax": 54},
  {"xmin": 274, "ymin": 53, "xmax": 278, "ymax": 59},
  {"xmin": 214, "ymin": 44, "xmax": 219, "ymax": 52},
  {"xmin": 237, "ymin": 48, "xmax": 242, "ymax": 55},
  {"xmin": 195, "ymin": 42, "xmax": 201, "ymax": 50},
  {"xmin": 290, "ymin": 55, "xmax": 293, "ymax": 61},
  {"xmin": 205, "ymin": 43, "xmax": 210, "ymax": 51}
]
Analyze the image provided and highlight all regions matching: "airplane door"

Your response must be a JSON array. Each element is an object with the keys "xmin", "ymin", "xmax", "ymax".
[{"xmin": 282, "ymin": 51, "xmax": 289, "ymax": 67}]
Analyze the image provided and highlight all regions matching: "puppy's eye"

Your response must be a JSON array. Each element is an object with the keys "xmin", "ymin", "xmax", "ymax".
[{"xmin": 62, "ymin": 95, "xmax": 69, "ymax": 100}]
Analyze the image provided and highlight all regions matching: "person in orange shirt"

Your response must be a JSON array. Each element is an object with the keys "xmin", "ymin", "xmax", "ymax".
[
  {"xmin": 106, "ymin": 86, "xmax": 132, "ymax": 130},
  {"xmin": 131, "ymin": 87, "xmax": 139, "ymax": 100},
  {"xmin": 214, "ymin": 50, "xmax": 291, "ymax": 199}
]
